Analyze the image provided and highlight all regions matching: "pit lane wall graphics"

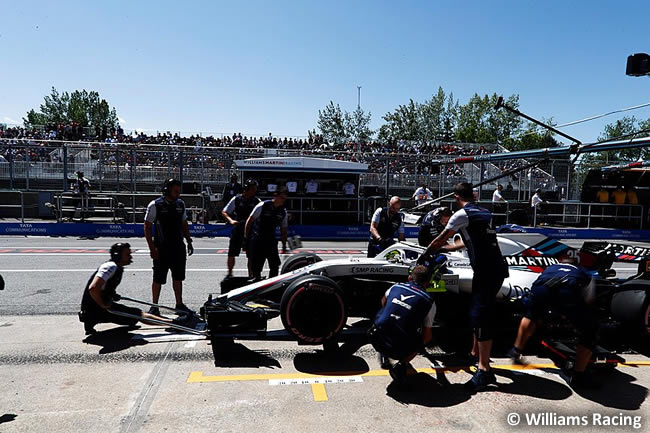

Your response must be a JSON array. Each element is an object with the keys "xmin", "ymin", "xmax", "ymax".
[{"xmin": 1, "ymin": 222, "xmax": 650, "ymax": 242}]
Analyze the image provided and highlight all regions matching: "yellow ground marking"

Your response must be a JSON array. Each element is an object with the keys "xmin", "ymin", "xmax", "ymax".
[
  {"xmin": 311, "ymin": 383, "xmax": 328, "ymax": 401},
  {"xmin": 187, "ymin": 361, "xmax": 650, "ymax": 384}
]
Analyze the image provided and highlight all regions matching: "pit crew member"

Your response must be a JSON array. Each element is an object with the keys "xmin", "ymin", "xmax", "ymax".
[
  {"xmin": 424, "ymin": 182, "xmax": 508, "ymax": 392},
  {"xmin": 79, "ymin": 243, "xmax": 191, "ymax": 335},
  {"xmin": 144, "ymin": 178, "xmax": 194, "ymax": 316},
  {"xmin": 222, "ymin": 179, "xmax": 260, "ymax": 278},
  {"xmin": 418, "ymin": 207, "xmax": 452, "ymax": 247},
  {"xmin": 245, "ymin": 187, "xmax": 289, "ymax": 279},
  {"xmin": 508, "ymin": 261, "xmax": 598, "ymax": 387},
  {"xmin": 368, "ymin": 196, "xmax": 405, "ymax": 258},
  {"xmin": 368, "ymin": 265, "xmax": 435, "ymax": 383}
]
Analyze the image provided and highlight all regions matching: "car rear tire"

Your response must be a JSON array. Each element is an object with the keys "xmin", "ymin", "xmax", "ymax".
[
  {"xmin": 611, "ymin": 282, "xmax": 650, "ymax": 340},
  {"xmin": 280, "ymin": 252, "xmax": 322, "ymax": 274},
  {"xmin": 280, "ymin": 275, "xmax": 347, "ymax": 345}
]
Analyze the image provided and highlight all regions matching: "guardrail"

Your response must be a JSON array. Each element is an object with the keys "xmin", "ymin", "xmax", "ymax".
[{"xmin": 0, "ymin": 139, "xmax": 558, "ymax": 193}]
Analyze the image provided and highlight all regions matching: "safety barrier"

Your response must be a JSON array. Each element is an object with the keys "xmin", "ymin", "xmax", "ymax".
[{"xmin": 1, "ymin": 222, "xmax": 649, "ymax": 241}]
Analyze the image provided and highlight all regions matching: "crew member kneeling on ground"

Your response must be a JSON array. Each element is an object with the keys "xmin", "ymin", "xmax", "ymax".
[
  {"xmin": 368, "ymin": 265, "xmax": 435, "ymax": 383},
  {"xmin": 418, "ymin": 207, "xmax": 452, "ymax": 247},
  {"xmin": 244, "ymin": 187, "xmax": 289, "ymax": 280},
  {"xmin": 222, "ymin": 179, "xmax": 260, "ymax": 279},
  {"xmin": 79, "ymin": 243, "xmax": 190, "ymax": 335},
  {"xmin": 508, "ymin": 260, "xmax": 598, "ymax": 387},
  {"xmin": 368, "ymin": 196, "xmax": 405, "ymax": 258},
  {"xmin": 144, "ymin": 178, "xmax": 194, "ymax": 316}
]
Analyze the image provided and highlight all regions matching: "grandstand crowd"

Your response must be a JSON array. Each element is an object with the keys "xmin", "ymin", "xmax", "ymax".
[{"xmin": 1, "ymin": 123, "xmax": 498, "ymax": 176}]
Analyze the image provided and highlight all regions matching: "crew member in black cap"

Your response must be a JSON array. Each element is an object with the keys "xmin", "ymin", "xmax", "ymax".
[{"xmin": 144, "ymin": 178, "xmax": 194, "ymax": 316}]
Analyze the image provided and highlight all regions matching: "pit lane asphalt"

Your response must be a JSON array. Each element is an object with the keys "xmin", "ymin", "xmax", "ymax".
[{"xmin": 0, "ymin": 236, "xmax": 648, "ymax": 433}]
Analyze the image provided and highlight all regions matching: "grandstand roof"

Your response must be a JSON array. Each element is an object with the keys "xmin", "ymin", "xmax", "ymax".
[{"xmin": 235, "ymin": 157, "xmax": 368, "ymax": 174}]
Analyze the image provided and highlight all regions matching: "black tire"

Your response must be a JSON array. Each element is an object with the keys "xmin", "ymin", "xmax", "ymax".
[
  {"xmin": 0, "ymin": 274, "xmax": 4, "ymax": 291},
  {"xmin": 280, "ymin": 275, "xmax": 347, "ymax": 345},
  {"xmin": 611, "ymin": 282, "xmax": 650, "ymax": 339},
  {"xmin": 280, "ymin": 252, "xmax": 322, "ymax": 274}
]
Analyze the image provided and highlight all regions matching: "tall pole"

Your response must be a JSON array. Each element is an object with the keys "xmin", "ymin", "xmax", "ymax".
[{"xmin": 357, "ymin": 86, "xmax": 361, "ymax": 109}]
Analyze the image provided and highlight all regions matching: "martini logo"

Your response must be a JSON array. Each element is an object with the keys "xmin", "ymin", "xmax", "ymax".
[
  {"xmin": 603, "ymin": 243, "xmax": 650, "ymax": 258},
  {"xmin": 505, "ymin": 256, "xmax": 559, "ymax": 267}
]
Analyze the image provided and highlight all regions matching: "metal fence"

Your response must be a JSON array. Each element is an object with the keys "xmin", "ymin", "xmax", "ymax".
[{"xmin": 0, "ymin": 138, "xmax": 562, "ymax": 196}]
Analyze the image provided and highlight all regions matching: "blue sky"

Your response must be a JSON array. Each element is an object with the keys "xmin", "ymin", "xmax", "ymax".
[{"xmin": 1, "ymin": 0, "xmax": 649, "ymax": 143}]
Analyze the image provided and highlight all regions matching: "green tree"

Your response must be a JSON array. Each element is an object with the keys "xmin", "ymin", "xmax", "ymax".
[
  {"xmin": 317, "ymin": 101, "xmax": 347, "ymax": 144},
  {"xmin": 378, "ymin": 99, "xmax": 422, "ymax": 143},
  {"xmin": 515, "ymin": 120, "xmax": 560, "ymax": 150},
  {"xmin": 344, "ymin": 106, "xmax": 373, "ymax": 143},
  {"xmin": 419, "ymin": 87, "xmax": 446, "ymax": 142},
  {"xmin": 456, "ymin": 93, "xmax": 521, "ymax": 145},
  {"xmin": 23, "ymin": 87, "xmax": 119, "ymax": 131}
]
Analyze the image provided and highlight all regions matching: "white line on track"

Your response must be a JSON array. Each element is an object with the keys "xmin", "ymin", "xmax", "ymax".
[
  {"xmin": 0, "ymin": 253, "xmax": 362, "ymax": 256},
  {"xmin": 0, "ymin": 268, "xmax": 249, "ymax": 272}
]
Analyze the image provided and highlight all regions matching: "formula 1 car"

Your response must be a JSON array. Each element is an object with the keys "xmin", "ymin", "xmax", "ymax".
[{"xmin": 200, "ymin": 234, "xmax": 650, "ymax": 356}]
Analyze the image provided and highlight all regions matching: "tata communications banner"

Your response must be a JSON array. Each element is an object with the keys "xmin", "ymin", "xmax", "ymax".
[
  {"xmin": 0, "ymin": 223, "xmax": 649, "ymax": 241},
  {"xmin": 0, "ymin": 223, "xmax": 385, "ymax": 239}
]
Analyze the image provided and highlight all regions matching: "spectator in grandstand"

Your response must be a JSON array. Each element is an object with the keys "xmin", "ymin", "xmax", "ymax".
[
  {"xmin": 222, "ymin": 174, "xmax": 243, "ymax": 208},
  {"xmin": 222, "ymin": 179, "xmax": 260, "ymax": 279},
  {"xmin": 144, "ymin": 178, "xmax": 194, "ymax": 316},
  {"xmin": 368, "ymin": 196, "xmax": 405, "ymax": 258},
  {"xmin": 412, "ymin": 184, "xmax": 433, "ymax": 206}
]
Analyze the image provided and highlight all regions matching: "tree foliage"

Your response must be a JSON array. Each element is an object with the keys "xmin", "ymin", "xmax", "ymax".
[
  {"xmin": 317, "ymin": 101, "xmax": 373, "ymax": 144},
  {"xmin": 23, "ymin": 87, "xmax": 119, "ymax": 130},
  {"xmin": 581, "ymin": 116, "xmax": 650, "ymax": 163}
]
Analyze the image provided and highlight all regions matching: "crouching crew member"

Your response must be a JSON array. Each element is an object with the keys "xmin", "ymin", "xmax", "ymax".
[
  {"xmin": 245, "ymin": 187, "xmax": 289, "ymax": 280},
  {"xmin": 508, "ymin": 261, "xmax": 598, "ymax": 387},
  {"xmin": 368, "ymin": 265, "xmax": 435, "ymax": 383},
  {"xmin": 368, "ymin": 196, "xmax": 405, "ymax": 258},
  {"xmin": 144, "ymin": 178, "xmax": 194, "ymax": 316},
  {"xmin": 418, "ymin": 207, "xmax": 452, "ymax": 247},
  {"xmin": 79, "ymin": 243, "xmax": 189, "ymax": 335},
  {"xmin": 222, "ymin": 179, "xmax": 260, "ymax": 278},
  {"xmin": 424, "ymin": 182, "xmax": 508, "ymax": 392}
]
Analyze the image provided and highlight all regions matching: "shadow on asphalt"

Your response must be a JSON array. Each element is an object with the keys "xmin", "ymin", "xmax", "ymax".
[
  {"xmin": 493, "ymin": 369, "xmax": 572, "ymax": 400},
  {"xmin": 0, "ymin": 414, "xmax": 17, "ymax": 425},
  {"xmin": 571, "ymin": 369, "xmax": 649, "ymax": 410},
  {"xmin": 210, "ymin": 339, "xmax": 281, "ymax": 369},
  {"xmin": 293, "ymin": 351, "xmax": 370, "ymax": 375},
  {"xmin": 386, "ymin": 374, "xmax": 472, "ymax": 407},
  {"xmin": 82, "ymin": 326, "xmax": 147, "ymax": 354}
]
